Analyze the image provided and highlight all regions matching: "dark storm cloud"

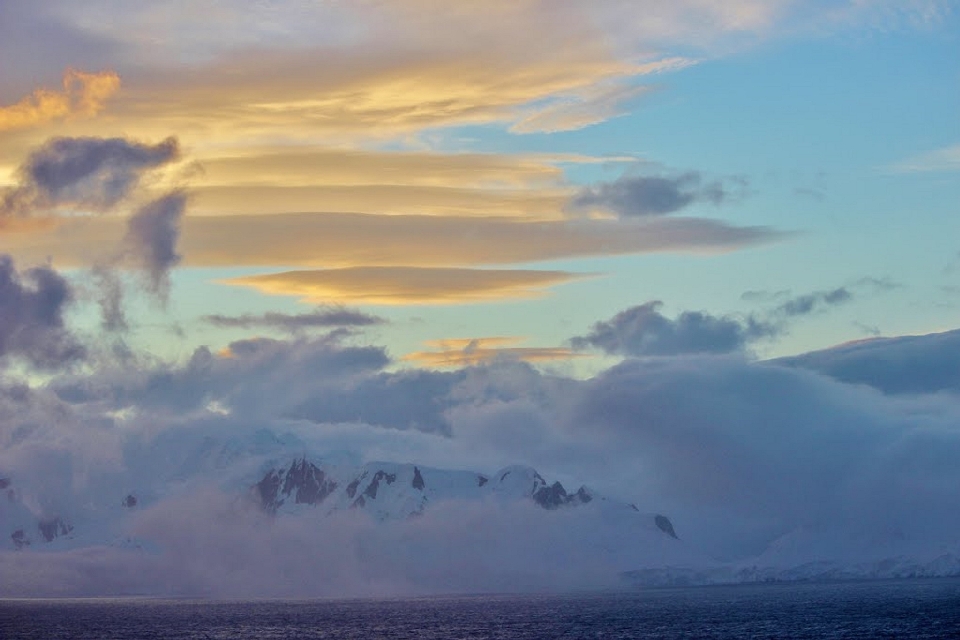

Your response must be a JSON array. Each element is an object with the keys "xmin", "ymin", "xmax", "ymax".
[
  {"xmin": 204, "ymin": 306, "xmax": 385, "ymax": 333},
  {"xmin": 0, "ymin": 255, "xmax": 84, "ymax": 368},
  {"xmin": 569, "ymin": 172, "xmax": 735, "ymax": 218},
  {"xmin": 777, "ymin": 328, "xmax": 960, "ymax": 395},
  {"xmin": 122, "ymin": 191, "xmax": 186, "ymax": 301},
  {"xmin": 1, "ymin": 136, "xmax": 179, "ymax": 216},
  {"xmin": 571, "ymin": 301, "xmax": 774, "ymax": 357}
]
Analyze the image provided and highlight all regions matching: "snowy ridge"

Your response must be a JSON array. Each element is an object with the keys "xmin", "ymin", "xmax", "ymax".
[
  {"xmin": 253, "ymin": 458, "xmax": 600, "ymax": 522},
  {"xmin": 0, "ymin": 438, "xmax": 677, "ymax": 557}
]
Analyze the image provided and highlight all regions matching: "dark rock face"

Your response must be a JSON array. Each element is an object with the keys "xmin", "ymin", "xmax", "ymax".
[
  {"xmin": 256, "ymin": 470, "xmax": 283, "ymax": 508},
  {"xmin": 346, "ymin": 476, "xmax": 362, "ymax": 499},
  {"xmin": 533, "ymin": 481, "xmax": 569, "ymax": 509},
  {"xmin": 363, "ymin": 470, "xmax": 397, "ymax": 500},
  {"xmin": 38, "ymin": 517, "xmax": 73, "ymax": 542},
  {"xmin": 532, "ymin": 481, "xmax": 593, "ymax": 510},
  {"xmin": 11, "ymin": 529, "xmax": 29, "ymax": 549},
  {"xmin": 123, "ymin": 494, "xmax": 137, "ymax": 508},
  {"xmin": 0, "ymin": 478, "xmax": 10, "ymax": 490},
  {"xmin": 256, "ymin": 458, "xmax": 338, "ymax": 512},
  {"xmin": 477, "ymin": 475, "xmax": 488, "ymax": 487},
  {"xmin": 655, "ymin": 514, "xmax": 678, "ymax": 539},
  {"xmin": 412, "ymin": 467, "xmax": 425, "ymax": 490}
]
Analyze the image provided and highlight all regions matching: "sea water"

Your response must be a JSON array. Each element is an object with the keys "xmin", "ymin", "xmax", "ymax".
[{"xmin": 3, "ymin": 578, "xmax": 960, "ymax": 639}]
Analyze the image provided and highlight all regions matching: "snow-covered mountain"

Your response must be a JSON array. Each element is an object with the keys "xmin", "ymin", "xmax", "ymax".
[
  {"xmin": 0, "ymin": 427, "xmax": 682, "ymax": 567},
  {"xmin": 5, "ymin": 425, "xmax": 960, "ymax": 594},
  {"xmin": 254, "ymin": 458, "xmax": 599, "ymax": 520}
]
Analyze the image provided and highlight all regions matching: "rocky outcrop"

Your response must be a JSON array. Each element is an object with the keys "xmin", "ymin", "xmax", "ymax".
[
  {"xmin": 412, "ymin": 467, "xmax": 425, "ymax": 490},
  {"xmin": 123, "ymin": 494, "xmax": 137, "ymax": 508},
  {"xmin": 11, "ymin": 529, "xmax": 28, "ymax": 549},
  {"xmin": 346, "ymin": 475, "xmax": 363, "ymax": 499},
  {"xmin": 38, "ymin": 517, "xmax": 73, "ymax": 542},
  {"xmin": 532, "ymin": 481, "xmax": 594, "ymax": 510},
  {"xmin": 364, "ymin": 470, "xmax": 397, "ymax": 500},
  {"xmin": 256, "ymin": 457, "xmax": 338, "ymax": 512},
  {"xmin": 655, "ymin": 514, "xmax": 678, "ymax": 539}
]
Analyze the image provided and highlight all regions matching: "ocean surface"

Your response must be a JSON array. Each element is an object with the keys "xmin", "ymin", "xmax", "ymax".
[{"xmin": 3, "ymin": 579, "xmax": 960, "ymax": 639}]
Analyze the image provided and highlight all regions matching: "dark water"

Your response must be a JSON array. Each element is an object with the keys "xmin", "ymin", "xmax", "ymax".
[{"xmin": 3, "ymin": 579, "xmax": 960, "ymax": 639}]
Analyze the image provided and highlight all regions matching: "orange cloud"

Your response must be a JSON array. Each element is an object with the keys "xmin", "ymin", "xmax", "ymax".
[
  {"xmin": 194, "ymin": 148, "xmax": 572, "ymax": 190},
  {"xmin": 0, "ymin": 69, "xmax": 120, "ymax": 132},
  {"xmin": 162, "ymin": 148, "xmax": 628, "ymax": 219},
  {"xmin": 221, "ymin": 267, "xmax": 587, "ymax": 305},
  {"xmin": 189, "ymin": 184, "xmax": 568, "ymax": 219},
  {"xmin": 0, "ymin": 212, "xmax": 781, "ymax": 270},
  {"xmin": 403, "ymin": 336, "xmax": 584, "ymax": 367}
]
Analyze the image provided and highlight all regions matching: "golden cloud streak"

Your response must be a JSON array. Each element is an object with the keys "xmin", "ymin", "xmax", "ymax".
[
  {"xmin": 55, "ymin": 40, "xmax": 688, "ymax": 148},
  {"xmin": 221, "ymin": 267, "xmax": 586, "ymax": 305},
  {"xmin": 0, "ymin": 69, "xmax": 120, "ymax": 132},
  {"xmin": 194, "ymin": 149, "xmax": 570, "ymax": 189},
  {"xmin": 403, "ymin": 336, "xmax": 584, "ymax": 367},
  {"xmin": 189, "ymin": 184, "xmax": 568, "ymax": 218},
  {"xmin": 422, "ymin": 337, "xmax": 522, "ymax": 350},
  {"xmin": 0, "ymin": 212, "xmax": 782, "ymax": 270}
]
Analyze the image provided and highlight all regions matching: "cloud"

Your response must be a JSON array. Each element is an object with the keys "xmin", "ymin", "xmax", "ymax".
[
  {"xmin": 90, "ymin": 265, "xmax": 128, "ymax": 332},
  {"xmin": 404, "ymin": 337, "xmax": 582, "ymax": 367},
  {"xmin": 204, "ymin": 306, "xmax": 384, "ymax": 333},
  {"xmin": 888, "ymin": 143, "xmax": 960, "ymax": 173},
  {"xmin": 1, "ymin": 136, "xmax": 179, "ymax": 217},
  {"xmin": 73, "ymin": 14, "xmax": 687, "ymax": 141},
  {"xmin": 569, "ymin": 172, "xmax": 739, "ymax": 218},
  {"xmin": 121, "ymin": 191, "xmax": 186, "ymax": 301},
  {"xmin": 567, "ymin": 353, "xmax": 960, "ymax": 558},
  {"xmin": 509, "ymin": 67, "xmax": 683, "ymax": 134},
  {"xmin": 223, "ymin": 267, "xmax": 589, "ymax": 305},
  {"xmin": 0, "ymin": 254, "xmax": 84, "ymax": 369},
  {"xmin": 194, "ymin": 147, "xmax": 574, "ymax": 190},
  {"xmin": 115, "ymin": 148, "xmax": 624, "ymax": 221},
  {"xmin": 0, "ymin": 68, "xmax": 120, "ymax": 132},
  {"xmin": 5, "ymin": 320, "xmax": 960, "ymax": 591},
  {"xmin": 188, "ymin": 183, "xmax": 569, "ymax": 219},
  {"xmin": 776, "ymin": 328, "xmax": 960, "ymax": 395},
  {"xmin": 574, "ymin": 284, "xmax": 868, "ymax": 360},
  {"xmin": 571, "ymin": 301, "xmax": 773, "ymax": 356},
  {"xmin": 773, "ymin": 287, "xmax": 852, "ymax": 317},
  {"xmin": 1, "ymin": 212, "xmax": 783, "ymax": 270},
  {"xmin": 51, "ymin": 333, "xmax": 397, "ymax": 426},
  {"xmin": 0, "ymin": 2, "xmax": 945, "ymax": 154}
]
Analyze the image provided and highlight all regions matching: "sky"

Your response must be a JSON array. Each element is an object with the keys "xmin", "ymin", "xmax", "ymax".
[{"xmin": 1, "ymin": 0, "xmax": 960, "ymax": 596}]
